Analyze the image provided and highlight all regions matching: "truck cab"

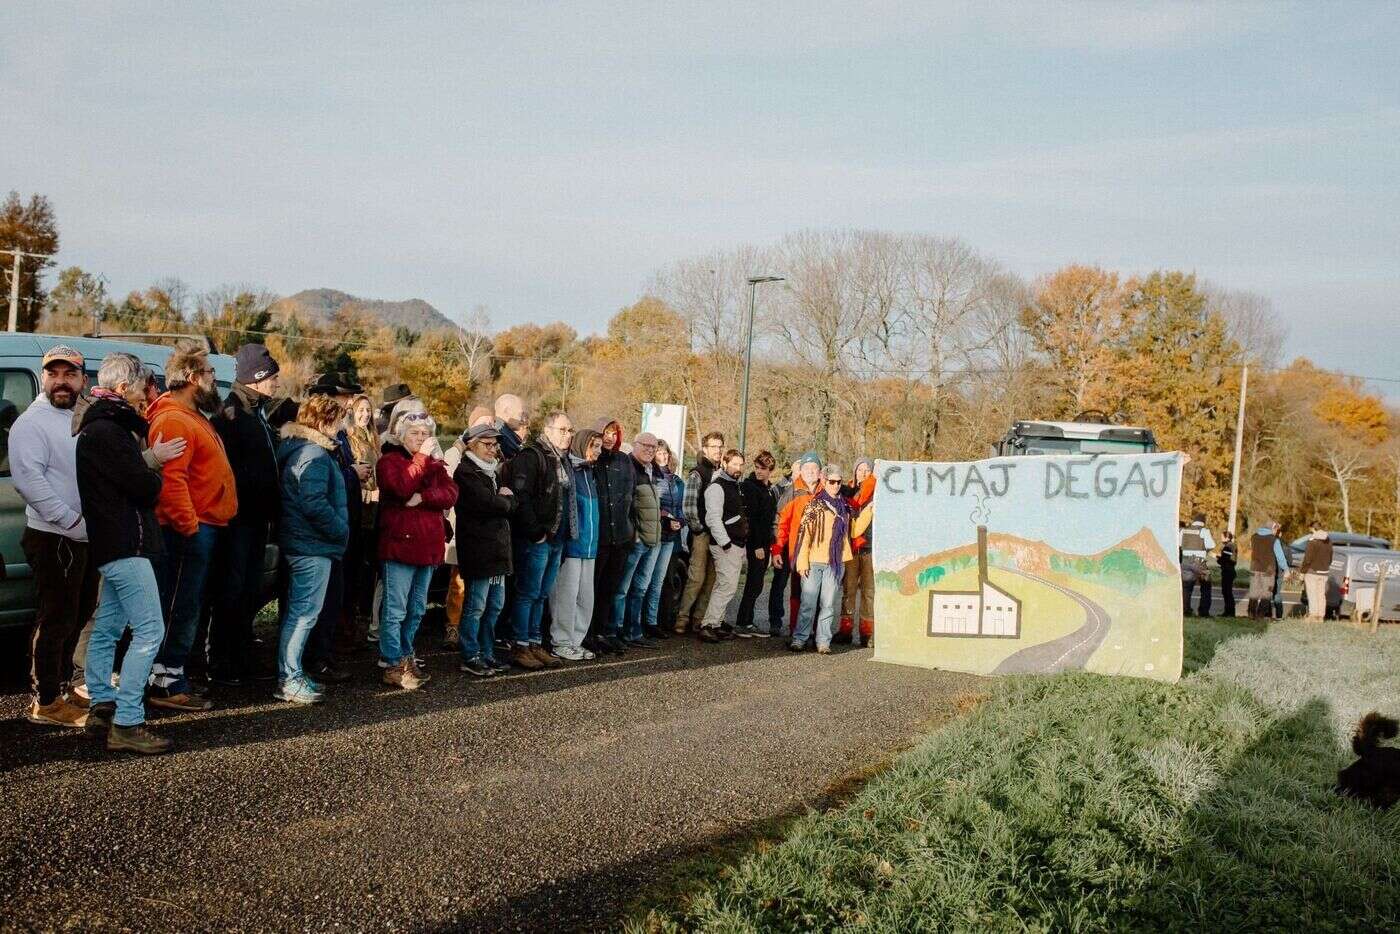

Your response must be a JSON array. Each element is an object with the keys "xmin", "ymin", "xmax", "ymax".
[{"xmin": 995, "ymin": 419, "xmax": 1158, "ymax": 457}]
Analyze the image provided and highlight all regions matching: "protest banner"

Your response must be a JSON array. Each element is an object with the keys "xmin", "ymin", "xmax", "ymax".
[
  {"xmin": 641, "ymin": 403, "xmax": 687, "ymax": 458},
  {"xmin": 872, "ymin": 453, "xmax": 1184, "ymax": 682}
]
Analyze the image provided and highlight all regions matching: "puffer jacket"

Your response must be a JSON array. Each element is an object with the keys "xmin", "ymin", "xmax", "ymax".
[
  {"xmin": 594, "ymin": 445, "xmax": 636, "ymax": 546},
  {"xmin": 276, "ymin": 423, "xmax": 349, "ymax": 559},
  {"xmin": 453, "ymin": 453, "xmax": 514, "ymax": 578},
  {"xmin": 376, "ymin": 442, "xmax": 459, "ymax": 566},
  {"xmin": 655, "ymin": 468, "xmax": 685, "ymax": 543},
  {"xmin": 632, "ymin": 456, "xmax": 661, "ymax": 547}
]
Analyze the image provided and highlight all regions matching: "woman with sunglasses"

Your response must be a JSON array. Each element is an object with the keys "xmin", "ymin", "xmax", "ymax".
[{"xmin": 791, "ymin": 463, "xmax": 873, "ymax": 654}]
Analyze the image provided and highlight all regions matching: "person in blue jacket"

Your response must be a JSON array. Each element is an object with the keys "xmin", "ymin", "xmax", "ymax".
[
  {"xmin": 275, "ymin": 395, "xmax": 350, "ymax": 704},
  {"xmin": 550, "ymin": 428, "xmax": 602, "ymax": 661}
]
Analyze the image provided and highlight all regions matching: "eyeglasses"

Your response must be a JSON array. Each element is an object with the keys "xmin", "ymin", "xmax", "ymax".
[{"xmin": 824, "ymin": 478, "xmax": 842, "ymax": 486}]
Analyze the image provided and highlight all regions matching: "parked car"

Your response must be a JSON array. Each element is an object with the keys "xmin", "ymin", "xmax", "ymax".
[
  {"xmin": 0, "ymin": 332, "xmax": 279, "ymax": 630},
  {"xmin": 1287, "ymin": 531, "xmax": 1391, "ymax": 570}
]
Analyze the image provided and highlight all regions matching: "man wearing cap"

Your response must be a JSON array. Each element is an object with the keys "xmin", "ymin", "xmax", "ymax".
[
  {"xmin": 10, "ymin": 346, "xmax": 100, "ymax": 726},
  {"xmin": 206, "ymin": 344, "xmax": 283, "ymax": 685}
]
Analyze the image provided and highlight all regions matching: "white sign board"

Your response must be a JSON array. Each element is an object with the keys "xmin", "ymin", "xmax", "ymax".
[{"xmin": 641, "ymin": 403, "xmax": 687, "ymax": 459}]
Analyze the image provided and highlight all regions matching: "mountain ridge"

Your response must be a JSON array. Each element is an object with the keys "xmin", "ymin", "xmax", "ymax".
[{"xmin": 270, "ymin": 288, "xmax": 457, "ymax": 334}]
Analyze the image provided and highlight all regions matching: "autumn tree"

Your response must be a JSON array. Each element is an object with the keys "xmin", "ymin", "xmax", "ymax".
[
  {"xmin": 195, "ymin": 285, "xmax": 278, "ymax": 354},
  {"xmin": 1022, "ymin": 265, "xmax": 1130, "ymax": 418},
  {"xmin": 41, "ymin": 266, "xmax": 111, "ymax": 335},
  {"xmin": 0, "ymin": 192, "xmax": 59, "ymax": 331}
]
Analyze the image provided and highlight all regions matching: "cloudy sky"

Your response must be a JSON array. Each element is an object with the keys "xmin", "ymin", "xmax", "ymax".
[{"xmin": 3, "ymin": 2, "xmax": 1396, "ymax": 390}]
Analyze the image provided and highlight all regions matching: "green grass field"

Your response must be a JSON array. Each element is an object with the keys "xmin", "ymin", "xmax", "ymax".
[{"xmin": 627, "ymin": 620, "xmax": 1400, "ymax": 932}]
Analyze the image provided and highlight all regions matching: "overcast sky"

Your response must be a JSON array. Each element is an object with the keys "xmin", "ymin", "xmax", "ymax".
[{"xmin": 3, "ymin": 2, "xmax": 1396, "ymax": 391}]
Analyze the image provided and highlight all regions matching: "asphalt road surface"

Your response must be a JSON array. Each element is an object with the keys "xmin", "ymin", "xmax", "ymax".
[
  {"xmin": 0, "ymin": 621, "xmax": 982, "ymax": 933},
  {"xmin": 992, "ymin": 568, "xmax": 1112, "ymax": 675}
]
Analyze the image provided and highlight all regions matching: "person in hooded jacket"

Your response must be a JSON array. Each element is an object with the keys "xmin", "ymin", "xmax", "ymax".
[
  {"xmin": 550, "ymin": 428, "xmax": 602, "ymax": 661},
  {"xmin": 274, "ymin": 395, "xmax": 350, "ymax": 704},
  {"xmin": 838, "ymin": 457, "xmax": 877, "ymax": 646},
  {"xmin": 452, "ymin": 423, "xmax": 516, "ymax": 677},
  {"xmin": 376, "ymin": 411, "xmax": 458, "ymax": 690},
  {"xmin": 587, "ymin": 417, "xmax": 635, "ymax": 654}
]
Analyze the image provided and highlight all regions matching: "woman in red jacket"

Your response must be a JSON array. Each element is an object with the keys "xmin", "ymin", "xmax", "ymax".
[{"xmin": 375, "ymin": 412, "xmax": 458, "ymax": 690}]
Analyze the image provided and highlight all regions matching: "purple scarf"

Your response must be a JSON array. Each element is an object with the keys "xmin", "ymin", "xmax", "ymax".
[{"xmin": 799, "ymin": 487, "xmax": 852, "ymax": 581}]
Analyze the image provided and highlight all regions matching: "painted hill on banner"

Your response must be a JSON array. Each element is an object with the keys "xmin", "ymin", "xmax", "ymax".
[{"xmin": 894, "ymin": 527, "xmax": 1174, "ymax": 595}]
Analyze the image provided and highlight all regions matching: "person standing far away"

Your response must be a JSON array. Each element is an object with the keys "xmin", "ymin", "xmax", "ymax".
[
  {"xmin": 452, "ymin": 423, "xmax": 516, "ymax": 677},
  {"xmin": 676, "ymin": 431, "xmax": 726, "ymax": 634},
  {"xmin": 493, "ymin": 393, "xmax": 527, "ymax": 462},
  {"xmin": 273, "ymin": 394, "xmax": 350, "ymax": 704},
  {"xmin": 10, "ymin": 346, "xmax": 100, "ymax": 726},
  {"xmin": 146, "ymin": 342, "xmax": 238, "ymax": 712},
  {"xmin": 734, "ymin": 451, "xmax": 777, "ymax": 639},
  {"xmin": 643, "ymin": 439, "xmax": 683, "ymax": 640},
  {"xmin": 76, "ymin": 353, "xmax": 177, "ymax": 754},
  {"xmin": 207, "ymin": 343, "xmax": 281, "ymax": 688},
  {"xmin": 697, "ymin": 449, "xmax": 748, "ymax": 642},
  {"xmin": 1270, "ymin": 521, "xmax": 1289, "ymax": 619},
  {"xmin": 1246, "ymin": 520, "xmax": 1288, "ymax": 620},
  {"xmin": 587, "ymin": 417, "xmax": 636, "ymax": 655},
  {"xmin": 375, "ymin": 411, "xmax": 458, "ymax": 689},
  {"xmin": 501, "ymin": 412, "xmax": 572, "ymax": 671},
  {"xmin": 1178, "ymin": 512, "xmax": 1216, "ymax": 617},
  {"xmin": 1217, "ymin": 531, "xmax": 1238, "ymax": 617},
  {"xmin": 617, "ymin": 432, "xmax": 663, "ymax": 648},
  {"xmin": 765, "ymin": 458, "xmax": 801, "ymax": 640},
  {"xmin": 838, "ymin": 457, "xmax": 877, "ymax": 647},
  {"xmin": 550, "ymin": 428, "xmax": 602, "ymax": 661},
  {"xmin": 773, "ymin": 452, "xmax": 823, "ymax": 640},
  {"xmin": 791, "ymin": 463, "xmax": 872, "ymax": 654},
  {"xmin": 1299, "ymin": 528, "xmax": 1334, "ymax": 622}
]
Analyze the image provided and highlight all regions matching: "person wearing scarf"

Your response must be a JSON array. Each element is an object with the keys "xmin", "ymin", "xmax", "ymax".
[
  {"xmin": 791, "ymin": 463, "xmax": 872, "ymax": 654},
  {"xmin": 839, "ymin": 457, "xmax": 877, "ymax": 647}
]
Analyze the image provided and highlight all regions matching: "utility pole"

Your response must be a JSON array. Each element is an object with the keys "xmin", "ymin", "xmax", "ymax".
[
  {"xmin": 1227, "ymin": 364, "xmax": 1248, "ymax": 536},
  {"xmin": 739, "ymin": 275, "xmax": 784, "ymax": 454},
  {"xmin": 2, "ymin": 247, "xmax": 56, "ymax": 332}
]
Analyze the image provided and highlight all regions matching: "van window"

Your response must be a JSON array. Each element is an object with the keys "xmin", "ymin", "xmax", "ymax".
[{"xmin": 0, "ymin": 369, "xmax": 39, "ymax": 476}]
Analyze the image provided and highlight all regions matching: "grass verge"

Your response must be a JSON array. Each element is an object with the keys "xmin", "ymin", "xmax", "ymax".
[{"xmin": 626, "ymin": 620, "xmax": 1400, "ymax": 932}]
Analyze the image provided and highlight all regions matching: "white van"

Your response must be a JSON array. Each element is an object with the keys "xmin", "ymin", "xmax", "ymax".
[{"xmin": 1338, "ymin": 550, "xmax": 1400, "ymax": 623}]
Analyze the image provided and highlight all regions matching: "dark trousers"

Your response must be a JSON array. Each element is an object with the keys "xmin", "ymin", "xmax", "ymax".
[
  {"xmin": 22, "ymin": 528, "xmax": 100, "ymax": 704},
  {"xmin": 337, "ymin": 527, "xmax": 371, "ymax": 652},
  {"xmin": 153, "ymin": 523, "xmax": 219, "ymax": 693},
  {"xmin": 209, "ymin": 520, "xmax": 269, "ymax": 678},
  {"xmin": 304, "ymin": 558, "xmax": 344, "ymax": 671},
  {"xmin": 588, "ymin": 540, "xmax": 629, "ymax": 639},
  {"xmin": 768, "ymin": 562, "xmax": 790, "ymax": 637},
  {"xmin": 1221, "ymin": 569, "xmax": 1236, "ymax": 617},
  {"xmin": 736, "ymin": 547, "xmax": 770, "ymax": 630},
  {"xmin": 658, "ymin": 542, "xmax": 683, "ymax": 630}
]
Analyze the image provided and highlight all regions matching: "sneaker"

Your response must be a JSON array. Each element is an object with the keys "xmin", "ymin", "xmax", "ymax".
[
  {"xmin": 207, "ymin": 669, "xmax": 245, "ymax": 687},
  {"xmin": 148, "ymin": 690, "xmax": 214, "ymax": 713},
  {"xmin": 274, "ymin": 681, "xmax": 325, "ymax": 704},
  {"xmin": 365, "ymin": 632, "xmax": 379, "ymax": 644},
  {"xmin": 377, "ymin": 657, "xmax": 392, "ymax": 669},
  {"xmin": 750, "ymin": 628, "xmax": 771, "ymax": 639},
  {"xmin": 551, "ymin": 646, "xmax": 584, "ymax": 662},
  {"xmin": 441, "ymin": 627, "xmax": 459, "ymax": 650},
  {"xmin": 107, "ymin": 722, "xmax": 174, "ymax": 755},
  {"xmin": 816, "ymin": 644, "xmax": 832, "ymax": 655},
  {"xmin": 487, "ymin": 657, "xmax": 511, "ymax": 674},
  {"xmin": 733, "ymin": 625, "xmax": 757, "ymax": 639},
  {"xmin": 409, "ymin": 657, "xmax": 432, "ymax": 684},
  {"xmin": 27, "ymin": 697, "xmax": 88, "ymax": 728},
  {"xmin": 787, "ymin": 641, "xmax": 804, "ymax": 652},
  {"xmin": 86, "ymin": 701, "xmax": 116, "ymax": 735},
  {"xmin": 383, "ymin": 660, "xmax": 423, "ymax": 691},
  {"xmin": 530, "ymin": 645, "xmax": 563, "ymax": 669},
  {"xmin": 699, "ymin": 628, "xmax": 720, "ymax": 643},
  {"xmin": 509, "ymin": 646, "xmax": 544, "ymax": 671},
  {"xmin": 601, "ymin": 635, "xmax": 629, "ymax": 654},
  {"xmin": 579, "ymin": 648, "xmax": 597, "ymax": 660},
  {"xmin": 460, "ymin": 658, "xmax": 495, "ymax": 678},
  {"xmin": 69, "ymin": 675, "xmax": 91, "ymax": 703}
]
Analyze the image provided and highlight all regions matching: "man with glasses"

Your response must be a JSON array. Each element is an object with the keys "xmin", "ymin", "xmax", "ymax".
[
  {"xmin": 145, "ymin": 343, "xmax": 238, "ymax": 710},
  {"xmin": 501, "ymin": 412, "xmax": 572, "ymax": 669},
  {"xmin": 790, "ymin": 464, "xmax": 871, "ymax": 654}
]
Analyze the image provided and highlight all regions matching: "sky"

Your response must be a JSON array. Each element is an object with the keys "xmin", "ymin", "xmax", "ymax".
[{"xmin": 3, "ymin": 1, "xmax": 1397, "ymax": 392}]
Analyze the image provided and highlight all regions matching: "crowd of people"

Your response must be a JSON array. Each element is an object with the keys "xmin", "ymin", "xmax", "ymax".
[{"xmin": 13, "ymin": 342, "xmax": 879, "ymax": 755}]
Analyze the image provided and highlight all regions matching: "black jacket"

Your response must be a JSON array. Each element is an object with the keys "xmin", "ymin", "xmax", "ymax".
[
  {"xmin": 740, "ymin": 473, "xmax": 776, "ymax": 550},
  {"xmin": 503, "ymin": 438, "xmax": 563, "ymax": 544},
  {"xmin": 594, "ymin": 447, "xmax": 637, "ymax": 547},
  {"xmin": 454, "ymin": 454, "xmax": 515, "ymax": 578},
  {"xmin": 214, "ymin": 383, "xmax": 281, "ymax": 524},
  {"xmin": 76, "ymin": 397, "xmax": 164, "ymax": 568}
]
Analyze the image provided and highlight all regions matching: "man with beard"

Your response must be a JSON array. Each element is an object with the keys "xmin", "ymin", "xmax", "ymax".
[
  {"xmin": 145, "ymin": 343, "xmax": 238, "ymax": 710},
  {"xmin": 10, "ymin": 346, "xmax": 101, "ymax": 726}
]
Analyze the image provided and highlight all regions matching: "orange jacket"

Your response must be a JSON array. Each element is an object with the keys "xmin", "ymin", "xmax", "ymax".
[
  {"xmin": 849, "ymin": 473, "xmax": 876, "ymax": 552},
  {"xmin": 147, "ymin": 393, "xmax": 238, "ymax": 536},
  {"xmin": 774, "ymin": 477, "xmax": 813, "ymax": 562}
]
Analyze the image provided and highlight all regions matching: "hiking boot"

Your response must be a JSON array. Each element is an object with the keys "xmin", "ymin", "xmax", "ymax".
[
  {"xmin": 27, "ymin": 697, "xmax": 88, "ymax": 728},
  {"xmin": 148, "ymin": 690, "xmax": 214, "ymax": 713},
  {"xmin": 460, "ymin": 658, "xmax": 495, "ymax": 678},
  {"xmin": 510, "ymin": 646, "xmax": 544, "ymax": 671},
  {"xmin": 107, "ymin": 722, "xmax": 173, "ymax": 756},
  {"xmin": 383, "ymin": 660, "xmax": 423, "ymax": 691},
  {"xmin": 530, "ymin": 645, "xmax": 563, "ymax": 669},
  {"xmin": 699, "ymin": 628, "xmax": 720, "ymax": 643},
  {"xmin": 66, "ymin": 681, "xmax": 91, "ymax": 707},
  {"xmin": 441, "ymin": 627, "xmax": 459, "ymax": 650},
  {"xmin": 274, "ymin": 681, "xmax": 325, "ymax": 704},
  {"xmin": 86, "ymin": 701, "xmax": 116, "ymax": 735}
]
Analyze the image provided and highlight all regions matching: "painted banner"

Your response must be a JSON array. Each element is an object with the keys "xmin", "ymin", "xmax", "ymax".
[
  {"xmin": 872, "ymin": 453, "xmax": 1184, "ymax": 683},
  {"xmin": 641, "ymin": 403, "xmax": 687, "ymax": 459}
]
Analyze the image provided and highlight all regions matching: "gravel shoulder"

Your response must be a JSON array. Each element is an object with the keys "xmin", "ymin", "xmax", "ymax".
[{"xmin": 1, "ymin": 628, "xmax": 982, "ymax": 933}]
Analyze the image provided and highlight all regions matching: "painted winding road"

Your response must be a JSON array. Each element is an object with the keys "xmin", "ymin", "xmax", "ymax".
[{"xmin": 992, "ymin": 567, "xmax": 1112, "ymax": 675}]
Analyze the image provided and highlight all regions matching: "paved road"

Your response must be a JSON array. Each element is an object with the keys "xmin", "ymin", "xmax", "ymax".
[
  {"xmin": 992, "ymin": 568, "xmax": 1112, "ymax": 675},
  {"xmin": 0, "ymin": 628, "xmax": 982, "ymax": 932}
]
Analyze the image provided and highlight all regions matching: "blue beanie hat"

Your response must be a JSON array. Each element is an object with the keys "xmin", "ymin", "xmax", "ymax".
[{"xmin": 797, "ymin": 450, "xmax": 821, "ymax": 466}]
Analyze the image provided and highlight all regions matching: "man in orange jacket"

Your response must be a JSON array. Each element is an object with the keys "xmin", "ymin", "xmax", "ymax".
[
  {"xmin": 146, "ymin": 344, "xmax": 238, "ymax": 710},
  {"xmin": 773, "ymin": 452, "xmax": 822, "ymax": 636}
]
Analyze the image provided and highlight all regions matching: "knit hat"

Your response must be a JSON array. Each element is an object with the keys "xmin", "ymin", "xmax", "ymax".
[
  {"xmin": 233, "ymin": 344, "xmax": 279, "ymax": 384},
  {"xmin": 796, "ymin": 450, "xmax": 821, "ymax": 467}
]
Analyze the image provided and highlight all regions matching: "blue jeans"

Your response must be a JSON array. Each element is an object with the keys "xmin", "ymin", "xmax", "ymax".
[
  {"xmin": 152, "ymin": 522, "xmax": 219, "ymax": 693},
  {"xmin": 619, "ymin": 540, "xmax": 664, "ymax": 639},
  {"xmin": 279, "ymin": 556, "xmax": 332, "ymax": 688},
  {"xmin": 512, "ymin": 538, "xmax": 564, "ymax": 646},
  {"xmin": 459, "ymin": 575, "xmax": 505, "ymax": 662},
  {"xmin": 379, "ymin": 561, "xmax": 433, "ymax": 664},
  {"xmin": 643, "ymin": 541, "xmax": 676, "ymax": 633},
  {"xmin": 793, "ymin": 563, "xmax": 840, "ymax": 648},
  {"xmin": 87, "ymin": 558, "xmax": 166, "ymax": 727}
]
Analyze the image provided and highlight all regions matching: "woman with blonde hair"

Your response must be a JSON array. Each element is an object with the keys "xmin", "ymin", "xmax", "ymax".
[{"xmin": 275, "ymin": 394, "xmax": 350, "ymax": 704}]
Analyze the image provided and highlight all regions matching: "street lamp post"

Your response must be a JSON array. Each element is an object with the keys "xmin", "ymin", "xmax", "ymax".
[{"xmin": 739, "ymin": 275, "xmax": 784, "ymax": 454}]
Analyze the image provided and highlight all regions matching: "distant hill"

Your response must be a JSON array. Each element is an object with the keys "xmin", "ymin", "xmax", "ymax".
[{"xmin": 270, "ymin": 289, "xmax": 457, "ymax": 334}]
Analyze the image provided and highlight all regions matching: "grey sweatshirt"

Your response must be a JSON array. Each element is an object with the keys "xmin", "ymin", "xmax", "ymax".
[{"xmin": 10, "ymin": 393, "xmax": 86, "ymax": 540}]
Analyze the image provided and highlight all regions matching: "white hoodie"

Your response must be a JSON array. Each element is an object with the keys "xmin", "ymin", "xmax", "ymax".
[{"xmin": 10, "ymin": 393, "xmax": 86, "ymax": 540}]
